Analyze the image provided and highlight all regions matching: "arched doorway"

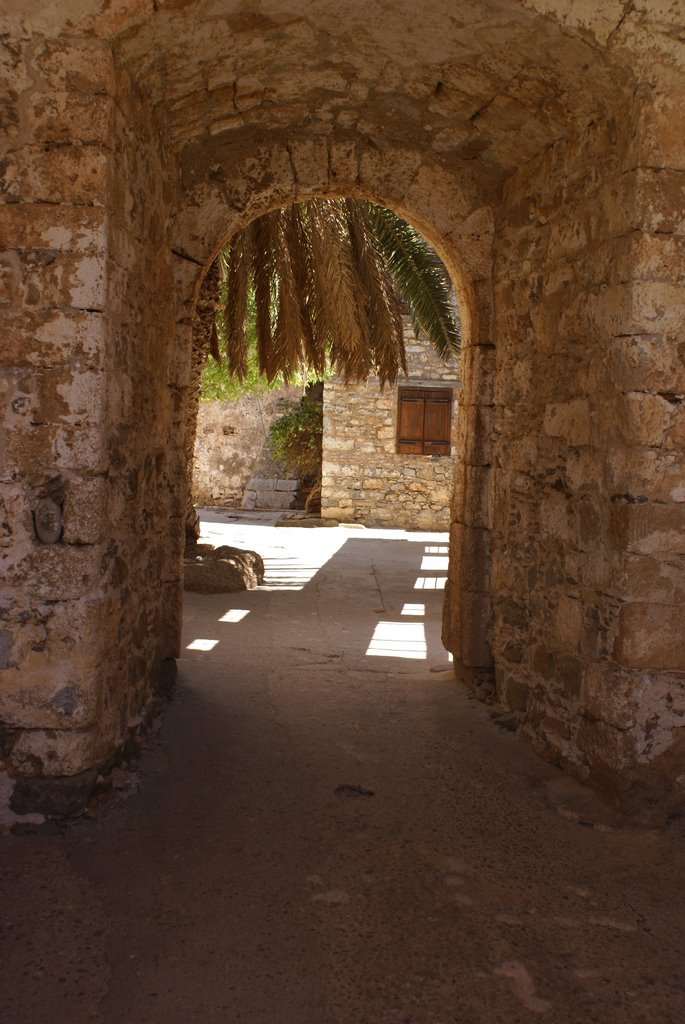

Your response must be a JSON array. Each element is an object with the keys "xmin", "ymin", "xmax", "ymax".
[{"xmin": 2, "ymin": 0, "xmax": 684, "ymax": 823}]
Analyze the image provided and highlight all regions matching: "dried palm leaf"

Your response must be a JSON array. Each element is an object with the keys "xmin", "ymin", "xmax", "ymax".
[
  {"xmin": 345, "ymin": 199, "xmax": 405, "ymax": 385},
  {"xmin": 308, "ymin": 199, "xmax": 371, "ymax": 382},
  {"xmin": 286, "ymin": 204, "xmax": 324, "ymax": 376},
  {"xmin": 250, "ymin": 212, "xmax": 277, "ymax": 380},
  {"xmin": 214, "ymin": 198, "xmax": 459, "ymax": 386},
  {"xmin": 223, "ymin": 231, "xmax": 250, "ymax": 379},
  {"xmin": 273, "ymin": 208, "xmax": 306, "ymax": 381}
]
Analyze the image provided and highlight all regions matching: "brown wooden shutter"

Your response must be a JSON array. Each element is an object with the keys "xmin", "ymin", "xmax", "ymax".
[
  {"xmin": 423, "ymin": 388, "xmax": 451, "ymax": 455},
  {"xmin": 397, "ymin": 387, "xmax": 452, "ymax": 455},
  {"xmin": 397, "ymin": 388, "xmax": 426, "ymax": 454}
]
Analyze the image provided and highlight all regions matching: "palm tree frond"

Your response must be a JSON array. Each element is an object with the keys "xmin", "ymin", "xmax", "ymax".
[
  {"xmin": 224, "ymin": 232, "xmax": 250, "ymax": 379},
  {"xmin": 273, "ymin": 208, "xmax": 306, "ymax": 382},
  {"xmin": 308, "ymin": 199, "xmax": 373, "ymax": 382},
  {"xmin": 250, "ymin": 213, "xmax": 278, "ymax": 380},
  {"xmin": 363, "ymin": 202, "xmax": 460, "ymax": 361},
  {"xmin": 345, "ymin": 199, "xmax": 406, "ymax": 385},
  {"xmin": 211, "ymin": 198, "xmax": 460, "ymax": 387}
]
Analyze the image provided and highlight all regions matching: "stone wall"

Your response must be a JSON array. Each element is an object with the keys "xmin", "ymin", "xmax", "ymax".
[
  {"xmin": 0, "ymin": 37, "xmax": 178, "ymax": 814},
  {"xmin": 2, "ymin": 0, "xmax": 684, "ymax": 822},
  {"xmin": 322, "ymin": 322, "xmax": 461, "ymax": 529},
  {"xmin": 193, "ymin": 388, "xmax": 298, "ymax": 506},
  {"xmin": 476, "ymin": 86, "xmax": 685, "ymax": 814}
]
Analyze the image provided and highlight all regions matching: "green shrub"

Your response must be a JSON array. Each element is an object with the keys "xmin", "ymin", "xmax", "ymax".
[{"xmin": 269, "ymin": 398, "xmax": 323, "ymax": 483}]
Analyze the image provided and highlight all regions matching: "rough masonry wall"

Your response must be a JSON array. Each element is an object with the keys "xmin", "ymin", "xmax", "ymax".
[
  {"xmin": 2, "ymin": 0, "xmax": 684, "ymax": 822},
  {"xmin": 193, "ymin": 388, "xmax": 299, "ymax": 506},
  {"xmin": 487, "ymin": 94, "xmax": 685, "ymax": 813},
  {"xmin": 95, "ymin": 66, "xmax": 179, "ymax": 775},
  {"xmin": 0, "ymin": 34, "xmax": 117, "ymax": 805},
  {"xmin": 322, "ymin": 323, "xmax": 461, "ymax": 530},
  {"xmin": 0, "ymin": 38, "xmax": 178, "ymax": 814}
]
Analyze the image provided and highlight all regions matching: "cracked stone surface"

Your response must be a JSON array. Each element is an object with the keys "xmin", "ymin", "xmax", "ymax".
[{"xmin": 1, "ymin": 514, "xmax": 684, "ymax": 1023}]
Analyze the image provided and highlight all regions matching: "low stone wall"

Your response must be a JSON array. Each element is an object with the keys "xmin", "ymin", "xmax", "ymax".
[
  {"xmin": 193, "ymin": 388, "xmax": 299, "ymax": 506},
  {"xmin": 321, "ymin": 323, "xmax": 461, "ymax": 530}
]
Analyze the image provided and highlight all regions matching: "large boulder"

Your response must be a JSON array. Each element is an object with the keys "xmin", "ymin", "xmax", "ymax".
[{"xmin": 184, "ymin": 543, "xmax": 265, "ymax": 593}]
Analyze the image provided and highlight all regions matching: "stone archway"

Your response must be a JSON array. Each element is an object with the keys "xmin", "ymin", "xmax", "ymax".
[
  {"xmin": 1, "ymin": 0, "xmax": 684, "ymax": 823},
  {"xmin": 170, "ymin": 139, "xmax": 497, "ymax": 685}
]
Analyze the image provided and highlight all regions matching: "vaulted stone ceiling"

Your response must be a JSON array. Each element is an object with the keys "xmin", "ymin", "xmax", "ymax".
[
  {"xmin": 6, "ymin": 0, "xmax": 681, "ymax": 194},
  {"xmin": 113, "ymin": 0, "xmax": 628, "ymax": 189}
]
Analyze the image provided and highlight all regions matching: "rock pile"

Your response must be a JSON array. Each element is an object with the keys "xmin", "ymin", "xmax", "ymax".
[{"xmin": 184, "ymin": 543, "xmax": 265, "ymax": 593}]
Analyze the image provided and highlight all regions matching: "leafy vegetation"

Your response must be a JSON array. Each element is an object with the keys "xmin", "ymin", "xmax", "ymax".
[{"xmin": 268, "ymin": 397, "xmax": 323, "ymax": 484}]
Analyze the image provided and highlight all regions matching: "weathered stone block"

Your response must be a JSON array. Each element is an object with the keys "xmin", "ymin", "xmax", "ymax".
[
  {"xmin": 614, "ymin": 603, "xmax": 685, "ymax": 671},
  {"xmin": 575, "ymin": 717, "xmax": 636, "ymax": 783},
  {"xmin": 4, "ymin": 310, "xmax": 107, "ymax": 369},
  {"xmin": 26, "ymin": 91, "xmax": 113, "ymax": 146},
  {"xmin": 62, "ymin": 477, "xmax": 108, "ymax": 545},
  {"xmin": 1, "ymin": 146, "xmax": 108, "ymax": 205},
  {"xmin": 609, "ymin": 334, "xmax": 685, "ymax": 394},
  {"xmin": 359, "ymin": 145, "xmax": 422, "ymax": 207},
  {"xmin": 461, "ymin": 343, "xmax": 495, "ymax": 404},
  {"xmin": 9, "ymin": 726, "xmax": 106, "ymax": 778},
  {"xmin": 445, "ymin": 582, "xmax": 493, "ymax": 668},
  {"xmin": 607, "ymin": 447, "xmax": 685, "ymax": 505},
  {"xmin": 0, "ymin": 650, "xmax": 102, "ymax": 729},
  {"xmin": 539, "ymin": 489, "xmax": 570, "ymax": 540},
  {"xmin": 496, "ymin": 596, "xmax": 530, "ymax": 630},
  {"xmin": 634, "ymin": 85, "xmax": 685, "ymax": 169},
  {"xmin": 449, "ymin": 522, "xmax": 490, "ymax": 592},
  {"xmin": 0, "ymin": 252, "xmax": 19, "ymax": 305},
  {"xmin": 462, "ymin": 404, "xmax": 492, "ymax": 467},
  {"xmin": 10, "ymin": 768, "xmax": 98, "ymax": 817},
  {"xmin": 665, "ymin": 404, "xmax": 685, "ymax": 451},
  {"xmin": 634, "ymin": 167, "xmax": 685, "ymax": 235},
  {"xmin": 34, "ymin": 38, "xmax": 115, "ymax": 95},
  {"xmin": 286, "ymin": 138, "xmax": 330, "ymax": 193},
  {"xmin": 543, "ymin": 398, "xmax": 590, "ymax": 446},
  {"xmin": 497, "ymin": 671, "xmax": 530, "ymax": 712},
  {"xmin": 581, "ymin": 662, "xmax": 637, "ymax": 731},
  {"xmin": 554, "ymin": 595, "xmax": 583, "ymax": 650},
  {"xmin": 0, "ymin": 201, "xmax": 106, "ymax": 251},
  {"xmin": 451, "ymin": 464, "xmax": 491, "ymax": 528},
  {"xmin": 328, "ymin": 140, "xmax": 360, "ymax": 187},
  {"xmin": 614, "ymin": 231, "xmax": 685, "ymax": 285},
  {"xmin": 8, "ymin": 545, "xmax": 103, "ymax": 602},
  {"xmin": 610, "ymin": 502, "xmax": 685, "ymax": 555},
  {"xmin": 620, "ymin": 553, "xmax": 684, "ymax": 603}
]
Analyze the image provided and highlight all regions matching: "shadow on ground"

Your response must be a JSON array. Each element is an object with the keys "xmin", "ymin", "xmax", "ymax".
[{"xmin": 1, "ymin": 518, "xmax": 684, "ymax": 1024}]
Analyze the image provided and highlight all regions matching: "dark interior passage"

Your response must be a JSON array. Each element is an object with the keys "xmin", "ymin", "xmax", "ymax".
[{"xmin": 2, "ymin": 516, "xmax": 684, "ymax": 1024}]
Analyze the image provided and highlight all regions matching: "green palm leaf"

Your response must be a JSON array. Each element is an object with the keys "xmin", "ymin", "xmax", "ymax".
[{"xmin": 362, "ymin": 202, "xmax": 460, "ymax": 361}]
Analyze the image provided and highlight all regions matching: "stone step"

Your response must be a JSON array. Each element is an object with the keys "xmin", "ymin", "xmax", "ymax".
[
  {"xmin": 249, "ymin": 477, "xmax": 299, "ymax": 492},
  {"xmin": 241, "ymin": 488, "xmax": 300, "ymax": 510}
]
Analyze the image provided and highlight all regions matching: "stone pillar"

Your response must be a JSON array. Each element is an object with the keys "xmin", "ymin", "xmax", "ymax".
[
  {"xmin": 578, "ymin": 76, "xmax": 685, "ymax": 811},
  {"xmin": 488, "ymin": 95, "xmax": 685, "ymax": 816},
  {"xmin": 0, "ymin": 36, "xmax": 118, "ymax": 814},
  {"xmin": 0, "ymin": 37, "xmax": 180, "ymax": 820},
  {"xmin": 442, "ymin": 335, "xmax": 495, "ymax": 679}
]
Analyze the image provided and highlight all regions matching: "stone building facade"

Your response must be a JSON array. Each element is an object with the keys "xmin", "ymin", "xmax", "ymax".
[
  {"xmin": 193, "ymin": 388, "xmax": 299, "ymax": 507},
  {"xmin": 322, "ymin": 323, "xmax": 461, "ymax": 529},
  {"xmin": 1, "ymin": 0, "xmax": 684, "ymax": 825}
]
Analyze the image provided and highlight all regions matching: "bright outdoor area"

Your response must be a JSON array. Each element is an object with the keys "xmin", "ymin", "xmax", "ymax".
[{"xmin": 184, "ymin": 510, "xmax": 453, "ymax": 667}]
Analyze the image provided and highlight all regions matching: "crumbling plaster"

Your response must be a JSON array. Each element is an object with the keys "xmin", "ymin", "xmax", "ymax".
[{"xmin": 1, "ymin": 0, "xmax": 684, "ymax": 821}]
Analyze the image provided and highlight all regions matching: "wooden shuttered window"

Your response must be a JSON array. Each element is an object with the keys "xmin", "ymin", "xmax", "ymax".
[{"xmin": 396, "ymin": 387, "xmax": 452, "ymax": 456}]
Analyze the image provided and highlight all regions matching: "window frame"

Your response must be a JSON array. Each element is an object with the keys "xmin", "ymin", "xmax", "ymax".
[{"xmin": 396, "ymin": 385, "xmax": 453, "ymax": 457}]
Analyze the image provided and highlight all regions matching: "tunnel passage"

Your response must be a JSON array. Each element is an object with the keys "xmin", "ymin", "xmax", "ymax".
[{"xmin": 1, "ymin": 0, "xmax": 684, "ymax": 824}]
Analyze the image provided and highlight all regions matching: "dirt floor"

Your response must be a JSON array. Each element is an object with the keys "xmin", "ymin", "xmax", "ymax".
[{"xmin": 2, "ymin": 512, "xmax": 685, "ymax": 1023}]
